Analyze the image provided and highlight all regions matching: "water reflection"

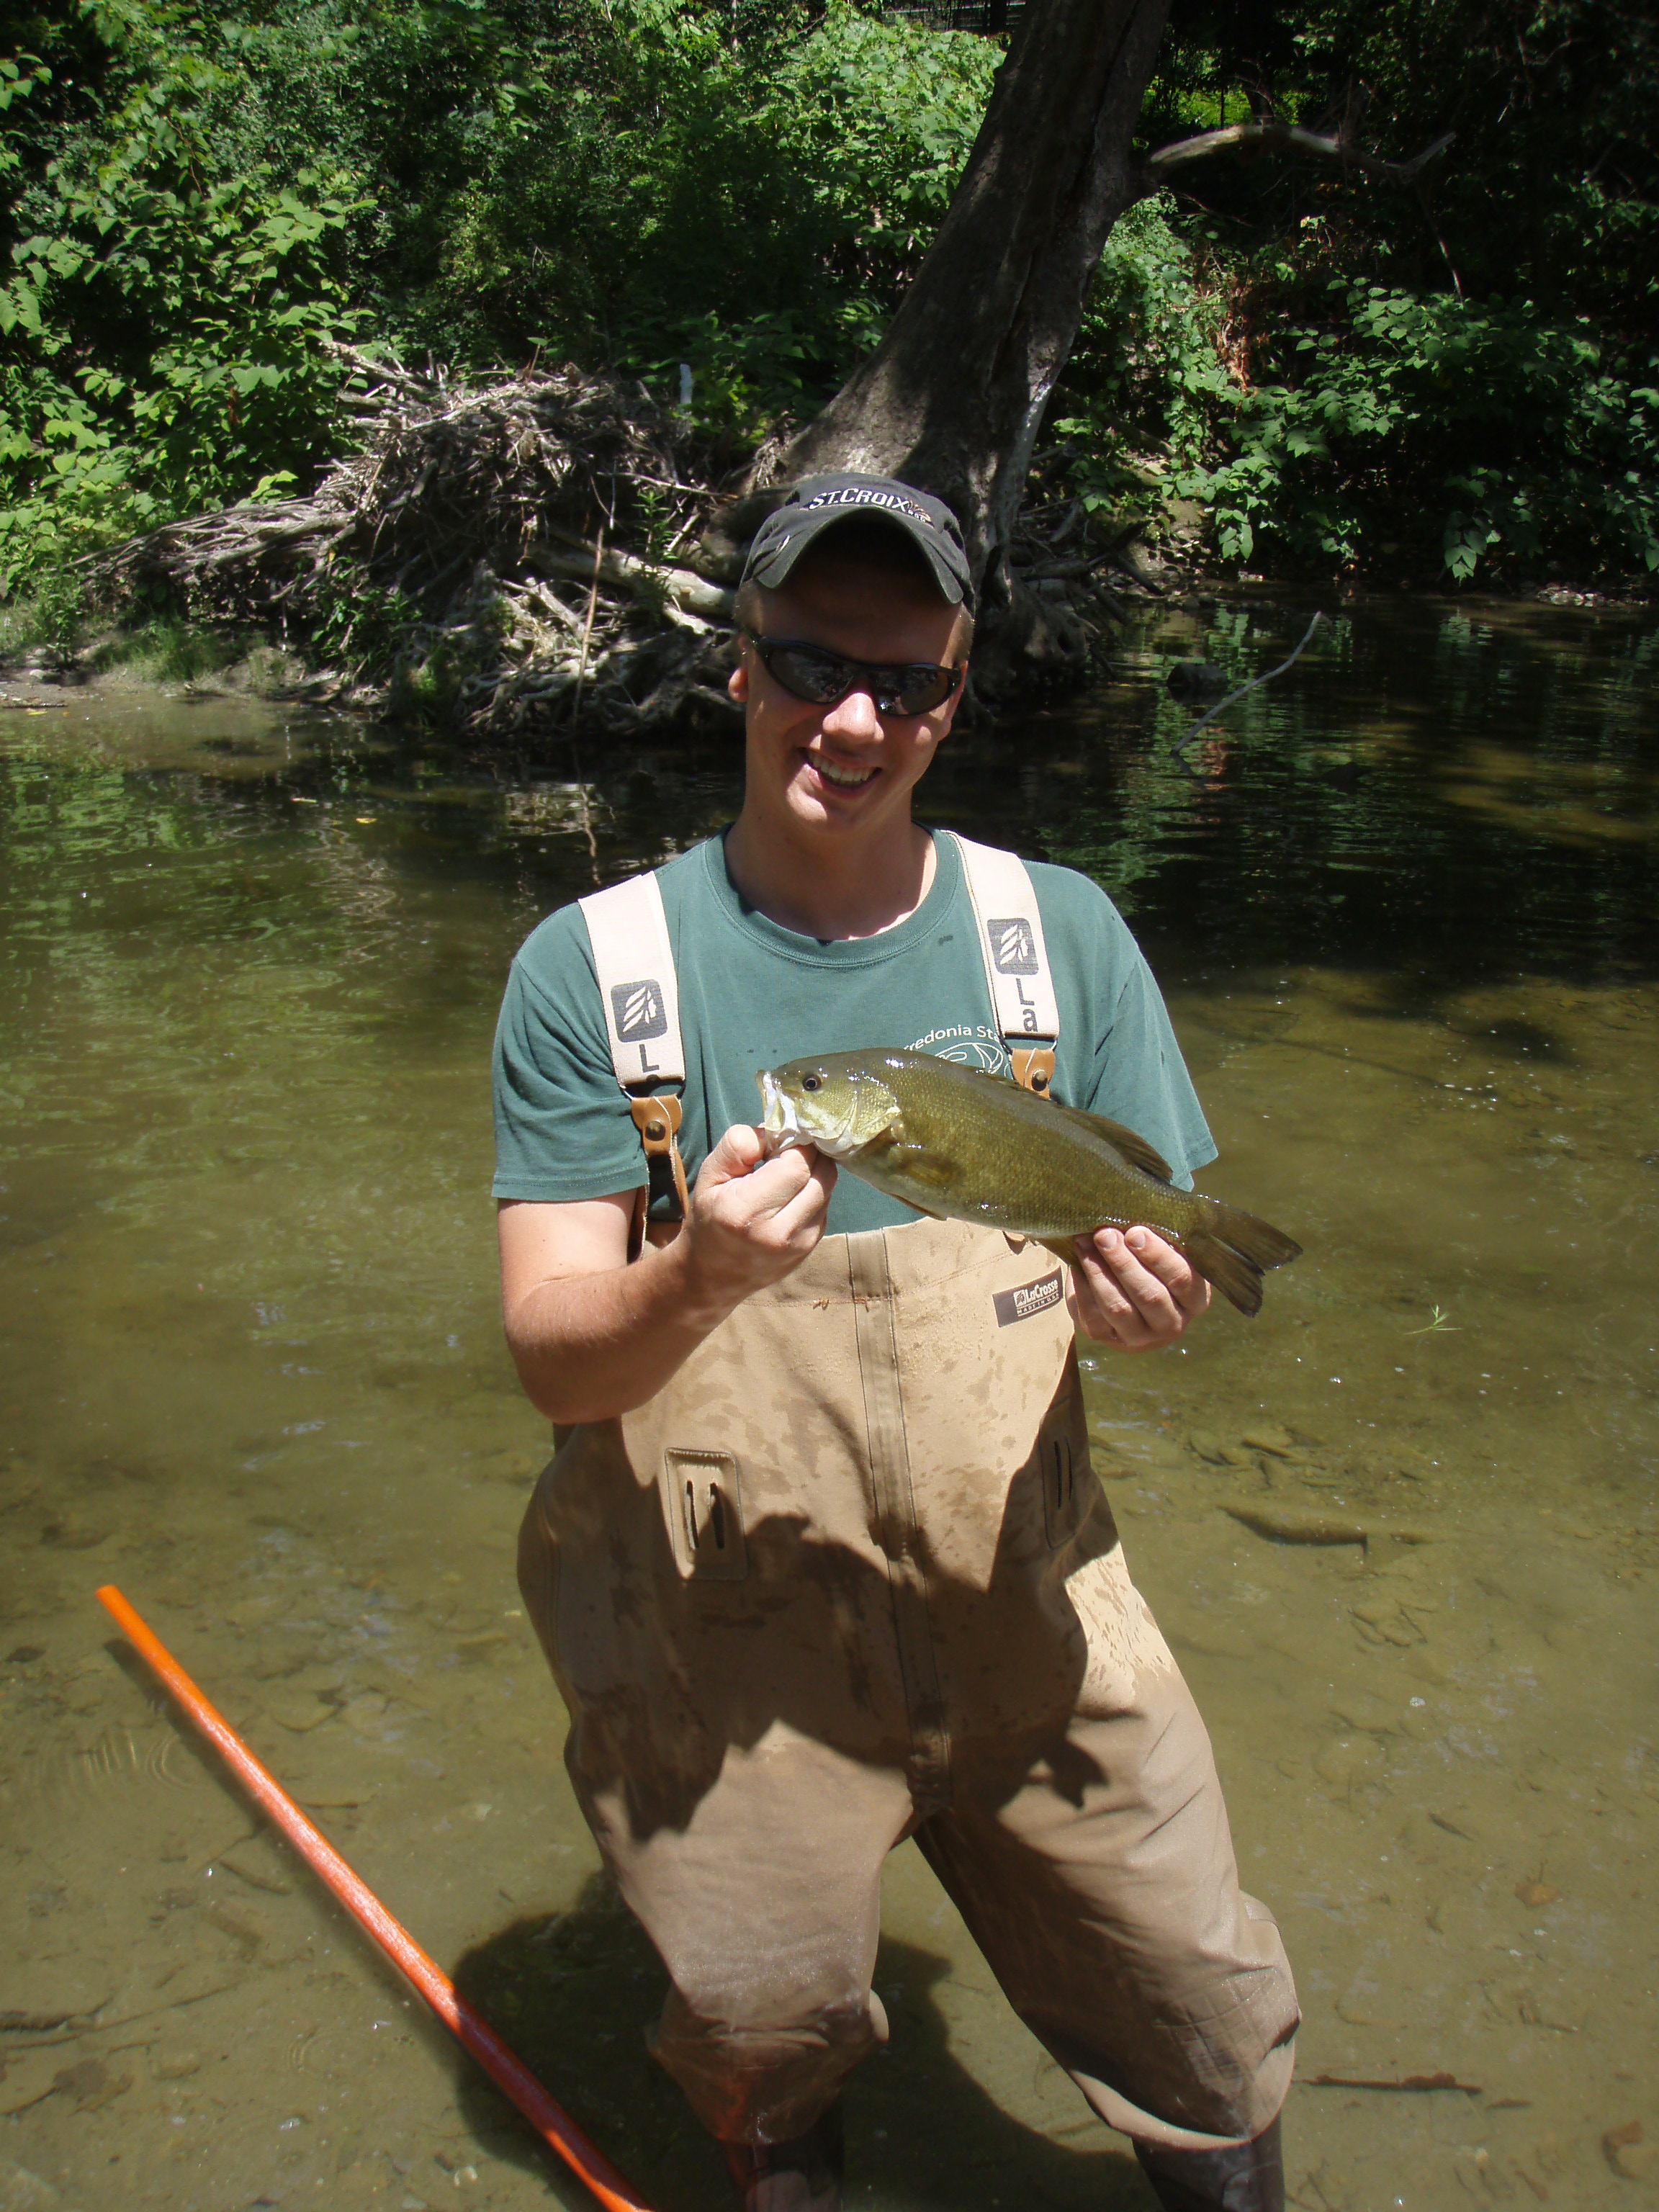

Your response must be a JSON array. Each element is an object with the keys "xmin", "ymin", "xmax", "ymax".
[{"xmin": 0, "ymin": 595, "xmax": 1654, "ymax": 2212}]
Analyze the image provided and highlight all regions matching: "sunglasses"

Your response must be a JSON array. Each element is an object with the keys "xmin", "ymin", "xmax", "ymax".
[{"xmin": 745, "ymin": 632, "xmax": 963, "ymax": 719}]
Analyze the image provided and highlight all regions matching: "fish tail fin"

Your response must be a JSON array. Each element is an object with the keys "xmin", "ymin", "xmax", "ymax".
[
  {"xmin": 1041, "ymin": 1204, "xmax": 1300, "ymax": 1319},
  {"xmin": 1203, "ymin": 1200, "xmax": 1302, "ymax": 1273},
  {"xmin": 1179, "ymin": 1201, "xmax": 1302, "ymax": 1318},
  {"xmin": 1175, "ymin": 1233, "xmax": 1266, "ymax": 1317}
]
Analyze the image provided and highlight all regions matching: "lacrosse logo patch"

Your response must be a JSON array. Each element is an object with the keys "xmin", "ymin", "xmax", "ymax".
[
  {"xmin": 611, "ymin": 979, "xmax": 668, "ymax": 1043},
  {"xmin": 987, "ymin": 917, "xmax": 1038, "ymax": 976}
]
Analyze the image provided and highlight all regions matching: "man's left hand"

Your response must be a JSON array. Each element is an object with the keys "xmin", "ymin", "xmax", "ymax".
[{"xmin": 1071, "ymin": 1226, "xmax": 1210, "ymax": 1352}]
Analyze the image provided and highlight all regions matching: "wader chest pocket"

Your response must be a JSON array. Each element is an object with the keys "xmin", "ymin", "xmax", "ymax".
[{"xmin": 663, "ymin": 1449, "xmax": 747, "ymax": 1582}]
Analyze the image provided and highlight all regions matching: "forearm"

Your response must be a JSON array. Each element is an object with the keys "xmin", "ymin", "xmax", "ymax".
[{"xmin": 505, "ymin": 1236, "xmax": 735, "ymax": 1424}]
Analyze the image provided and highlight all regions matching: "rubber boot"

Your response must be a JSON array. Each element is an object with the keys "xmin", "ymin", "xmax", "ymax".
[
  {"xmin": 1133, "ymin": 2114, "xmax": 1284, "ymax": 2212},
  {"xmin": 724, "ymin": 2103, "xmax": 843, "ymax": 2212}
]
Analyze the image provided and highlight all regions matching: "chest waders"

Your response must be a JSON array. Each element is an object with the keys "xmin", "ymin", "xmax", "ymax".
[{"xmin": 518, "ymin": 835, "xmax": 1298, "ymax": 2154}]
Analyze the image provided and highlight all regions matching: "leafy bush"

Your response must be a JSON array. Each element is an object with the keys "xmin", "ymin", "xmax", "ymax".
[
  {"xmin": 1, "ymin": 0, "xmax": 1652, "ymax": 611},
  {"xmin": 1120, "ymin": 0, "xmax": 1658, "ymax": 583},
  {"xmin": 1145, "ymin": 0, "xmax": 1657, "ymax": 335},
  {"xmin": 1051, "ymin": 204, "xmax": 1656, "ymax": 586},
  {"xmin": 1, "ymin": 4, "xmax": 362, "ymax": 593},
  {"xmin": 421, "ymin": 0, "xmax": 995, "ymax": 421},
  {"xmin": 1053, "ymin": 198, "xmax": 1236, "ymax": 534},
  {"xmin": 1192, "ymin": 287, "xmax": 1658, "ymax": 580},
  {"xmin": 1, "ymin": 0, "xmax": 994, "ymax": 589}
]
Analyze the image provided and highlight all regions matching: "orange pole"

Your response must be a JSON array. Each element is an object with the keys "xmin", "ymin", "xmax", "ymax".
[{"xmin": 96, "ymin": 1584, "xmax": 655, "ymax": 2212}]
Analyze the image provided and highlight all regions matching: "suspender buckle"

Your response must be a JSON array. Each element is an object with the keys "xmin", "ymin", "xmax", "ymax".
[
  {"xmin": 1010, "ymin": 1045, "xmax": 1056, "ymax": 1095},
  {"xmin": 629, "ymin": 1092, "xmax": 690, "ymax": 1223}
]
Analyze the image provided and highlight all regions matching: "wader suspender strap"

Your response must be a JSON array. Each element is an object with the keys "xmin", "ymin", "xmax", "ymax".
[
  {"xmin": 578, "ymin": 872, "xmax": 690, "ymax": 1244},
  {"xmin": 948, "ymin": 833, "xmax": 1061, "ymax": 1092}
]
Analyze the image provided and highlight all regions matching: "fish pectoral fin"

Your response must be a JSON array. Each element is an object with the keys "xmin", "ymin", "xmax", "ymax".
[
  {"xmin": 889, "ymin": 1146, "xmax": 961, "ymax": 1192},
  {"xmin": 1046, "ymin": 1102, "xmax": 1174, "ymax": 1183},
  {"xmin": 852, "ymin": 1127, "xmax": 958, "ymax": 1207}
]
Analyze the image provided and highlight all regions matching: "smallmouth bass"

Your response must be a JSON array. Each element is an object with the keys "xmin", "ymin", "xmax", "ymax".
[{"xmin": 757, "ymin": 1048, "xmax": 1300, "ymax": 1316}]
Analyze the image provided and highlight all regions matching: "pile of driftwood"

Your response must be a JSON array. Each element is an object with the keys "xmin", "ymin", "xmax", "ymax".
[
  {"xmin": 91, "ymin": 346, "xmax": 1151, "ymax": 734},
  {"xmin": 93, "ymin": 346, "xmax": 752, "ymax": 732}
]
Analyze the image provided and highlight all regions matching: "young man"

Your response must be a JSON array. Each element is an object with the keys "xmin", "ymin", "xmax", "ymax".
[{"xmin": 493, "ymin": 474, "xmax": 1297, "ymax": 2212}]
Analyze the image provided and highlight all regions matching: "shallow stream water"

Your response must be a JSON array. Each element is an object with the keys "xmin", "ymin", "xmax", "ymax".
[{"xmin": 2, "ymin": 595, "xmax": 1655, "ymax": 2212}]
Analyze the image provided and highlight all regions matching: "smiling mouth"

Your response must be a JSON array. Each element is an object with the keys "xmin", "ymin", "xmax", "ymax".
[{"xmin": 809, "ymin": 755, "xmax": 877, "ymax": 790}]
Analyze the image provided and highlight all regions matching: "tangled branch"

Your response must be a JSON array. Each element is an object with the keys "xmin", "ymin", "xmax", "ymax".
[
  {"xmin": 91, "ymin": 349, "xmax": 745, "ymax": 734},
  {"xmin": 1145, "ymin": 122, "xmax": 1455, "ymax": 188},
  {"xmin": 88, "ymin": 347, "xmax": 1170, "ymax": 732}
]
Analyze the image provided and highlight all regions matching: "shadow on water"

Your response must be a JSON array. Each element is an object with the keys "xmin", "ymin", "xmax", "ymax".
[
  {"xmin": 349, "ymin": 591, "xmax": 1658, "ymax": 1008},
  {"xmin": 450, "ymin": 1874, "xmax": 1148, "ymax": 2211}
]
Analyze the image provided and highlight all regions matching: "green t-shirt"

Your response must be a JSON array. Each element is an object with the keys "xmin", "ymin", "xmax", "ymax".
[{"xmin": 493, "ymin": 830, "xmax": 1215, "ymax": 1233}]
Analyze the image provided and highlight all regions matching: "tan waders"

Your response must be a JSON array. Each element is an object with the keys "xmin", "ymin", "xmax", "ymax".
[
  {"xmin": 518, "ymin": 1216, "xmax": 1298, "ymax": 2154},
  {"xmin": 516, "ymin": 833, "xmax": 1298, "ymax": 2172}
]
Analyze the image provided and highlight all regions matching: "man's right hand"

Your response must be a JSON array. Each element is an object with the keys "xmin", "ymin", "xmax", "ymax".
[
  {"xmin": 680, "ymin": 1123, "xmax": 837, "ymax": 1315},
  {"xmin": 498, "ymin": 1123, "xmax": 835, "ymax": 1425}
]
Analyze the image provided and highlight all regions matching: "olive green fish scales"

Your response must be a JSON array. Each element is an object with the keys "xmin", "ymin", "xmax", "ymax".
[{"xmin": 757, "ymin": 1048, "xmax": 1300, "ymax": 1316}]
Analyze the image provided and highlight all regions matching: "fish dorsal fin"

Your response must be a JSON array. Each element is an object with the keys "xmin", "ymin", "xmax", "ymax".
[{"xmin": 1046, "ymin": 1100, "xmax": 1174, "ymax": 1183}]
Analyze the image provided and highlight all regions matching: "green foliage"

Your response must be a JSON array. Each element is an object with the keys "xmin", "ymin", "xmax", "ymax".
[
  {"xmin": 1, "ymin": 0, "xmax": 1652, "ymax": 611},
  {"xmin": 86, "ymin": 611, "xmax": 253, "ymax": 682},
  {"xmin": 1191, "ymin": 286, "xmax": 1658, "ymax": 578},
  {"xmin": 1055, "ymin": 199, "xmax": 1235, "ymax": 533},
  {"xmin": 1147, "ymin": 0, "xmax": 1657, "ymax": 328},
  {"xmin": 418, "ymin": 0, "xmax": 994, "ymax": 420},
  {"xmin": 306, "ymin": 568, "xmax": 423, "ymax": 680},
  {"xmin": 2, "ymin": 0, "xmax": 995, "ymax": 590},
  {"xmin": 11, "ymin": 556, "xmax": 89, "ymax": 654},
  {"xmin": 1, "ymin": 2, "xmax": 362, "ymax": 593},
  {"xmin": 1099, "ymin": 0, "xmax": 1659, "ymax": 582}
]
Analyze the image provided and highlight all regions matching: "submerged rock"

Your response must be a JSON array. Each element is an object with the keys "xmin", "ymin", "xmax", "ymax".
[
  {"xmin": 1166, "ymin": 659, "xmax": 1229, "ymax": 698},
  {"xmin": 1223, "ymin": 1501, "xmax": 1369, "ymax": 1546}
]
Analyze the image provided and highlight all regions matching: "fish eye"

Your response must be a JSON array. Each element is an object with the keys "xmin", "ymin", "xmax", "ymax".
[{"xmin": 802, "ymin": 1074, "xmax": 822, "ymax": 1092}]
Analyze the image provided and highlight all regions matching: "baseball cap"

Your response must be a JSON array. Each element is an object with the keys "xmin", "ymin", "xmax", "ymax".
[{"xmin": 741, "ymin": 472, "xmax": 974, "ymax": 613}]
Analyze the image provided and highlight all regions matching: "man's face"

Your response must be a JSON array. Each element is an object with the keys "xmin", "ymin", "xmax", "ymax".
[{"xmin": 727, "ymin": 555, "xmax": 966, "ymax": 845}]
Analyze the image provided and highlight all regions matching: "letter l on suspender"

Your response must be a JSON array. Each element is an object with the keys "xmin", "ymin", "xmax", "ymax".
[
  {"xmin": 578, "ymin": 872, "xmax": 690, "ymax": 1241},
  {"xmin": 949, "ymin": 833, "xmax": 1060, "ymax": 1092}
]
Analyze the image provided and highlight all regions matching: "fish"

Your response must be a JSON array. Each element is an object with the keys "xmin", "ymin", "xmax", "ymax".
[{"xmin": 756, "ymin": 1047, "xmax": 1301, "ymax": 1316}]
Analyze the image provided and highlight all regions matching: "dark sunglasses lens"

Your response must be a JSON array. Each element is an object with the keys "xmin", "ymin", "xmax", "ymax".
[
  {"xmin": 761, "ymin": 641, "xmax": 958, "ymax": 716},
  {"xmin": 768, "ymin": 645, "xmax": 854, "ymax": 705},
  {"xmin": 881, "ymin": 667, "xmax": 958, "ymax": 716}
]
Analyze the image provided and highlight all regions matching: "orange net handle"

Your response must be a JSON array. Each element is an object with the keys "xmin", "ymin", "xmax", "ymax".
[{"xmin": 96, "ymin": 1585, "xmax": 655, "ymax": 2212}]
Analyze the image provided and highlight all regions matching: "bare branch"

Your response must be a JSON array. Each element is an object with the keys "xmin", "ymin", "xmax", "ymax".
[
  {"xmin": 531, "ymin": 535, "xmax": 735, "ymax": 621},
  {"xmin": 1172, "ymin": 611, "xmax": 1326, "ymax": 770},
  {"xmin": 1145, "ymin": 122, "xmax": 1455, "ymax": 186},
  {"xmin": 84, "ymin": 360, "xmax": 738, "ymax": 735}
]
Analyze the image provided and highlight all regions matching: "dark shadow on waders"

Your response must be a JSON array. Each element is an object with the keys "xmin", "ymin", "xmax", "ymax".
[{"xmin": 449, "ymin": 1871, "xmax": 1157, "ymax": 2211}]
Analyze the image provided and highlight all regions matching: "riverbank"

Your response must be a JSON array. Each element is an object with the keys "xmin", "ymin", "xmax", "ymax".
[
  {"xmin": 4, "ymin": 569, "xmax": 1649, "ymax": 734},
  {"xmin": 6, "ymin": 352, "xmax": 1650, "ymax": 739},
  {"xmin": 0, "ymin": 621, "xmax": 316, "ymax": 714}
]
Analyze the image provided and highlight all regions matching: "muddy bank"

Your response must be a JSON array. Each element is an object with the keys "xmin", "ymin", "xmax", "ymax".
[{"xmin": 0, "ymin": 634, "xmax": 315, "ymax": 716}]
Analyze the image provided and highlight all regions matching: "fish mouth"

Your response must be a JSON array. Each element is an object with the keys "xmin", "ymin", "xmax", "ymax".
[{"xmin": 757, "ymin": 1069, "xmax": 806, "ymax": 1152}]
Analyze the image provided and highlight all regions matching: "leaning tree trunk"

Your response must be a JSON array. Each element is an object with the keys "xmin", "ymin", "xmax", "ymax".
[{"xmin": 781, "ymin": 0, "xmax": 1172, "ymax": 645}]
